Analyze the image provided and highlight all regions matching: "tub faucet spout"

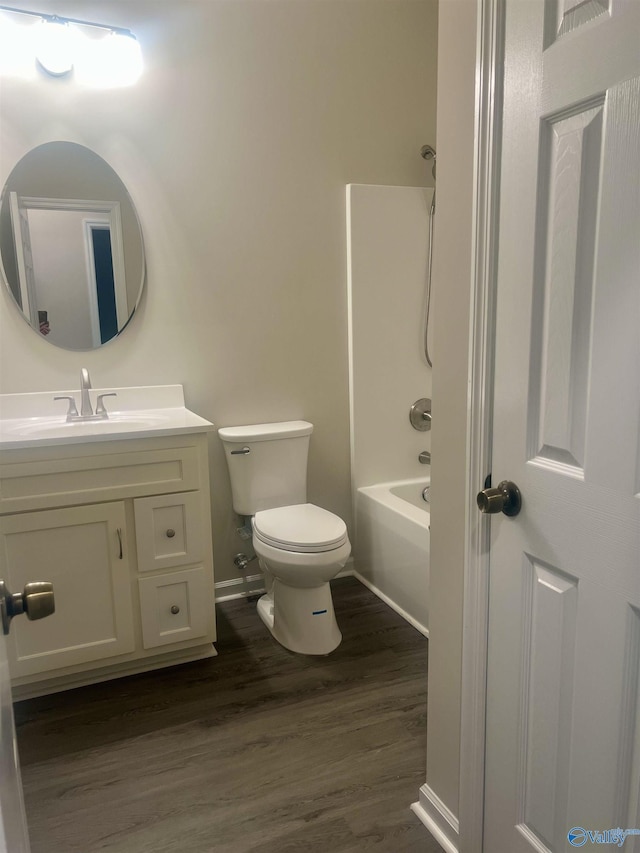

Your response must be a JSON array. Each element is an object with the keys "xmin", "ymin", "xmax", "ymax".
[{"xmin": 80, "ymin": 368, "xmax": 93, "ymax": 417}]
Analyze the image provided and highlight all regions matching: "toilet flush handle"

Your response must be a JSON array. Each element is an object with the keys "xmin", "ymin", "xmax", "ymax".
[{"xmin": 230, "ymin": 446, "xmax": 251, "ymax": 455}]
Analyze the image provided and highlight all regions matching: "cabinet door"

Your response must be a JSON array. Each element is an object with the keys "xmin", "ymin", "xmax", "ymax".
[
  {"xmin": 134, "ymin": 492, "xmax": 203, "ymax": 573},
  {"xmin": 138, "ymin": 568, "xmax": 209, "ymax": 649},
  {"xmin": 0, "ymin": 503, "xmax": 135, "ymax": 677}
]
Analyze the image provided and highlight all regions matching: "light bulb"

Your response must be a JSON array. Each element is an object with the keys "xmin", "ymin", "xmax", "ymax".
[
  {"xmin": 75, "ymin": 29, "xmax": 143, "ymax": 88},
  {"xmin": 109, "ymin": 31, "xmax": 143, "ymax": 86},
  {"xmin": 0, "ymin": 11, "xmax": 37, "ymax": 79},
  {"xmin": 35, "ymin": 18, "xmax": 75, "ymax": 77}
]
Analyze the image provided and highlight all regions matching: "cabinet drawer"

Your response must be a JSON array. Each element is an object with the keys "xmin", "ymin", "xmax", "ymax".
[
  {"xmin": 0, "ymin": 445, "xmax": 201, "ymax": 513},
  {"xmin": 138, "ymin": 568, "xmax": 209, "ymax": 649},
  {"xmin": 134, "ymin": 492, "xmax": 204, "ymax": 572}
]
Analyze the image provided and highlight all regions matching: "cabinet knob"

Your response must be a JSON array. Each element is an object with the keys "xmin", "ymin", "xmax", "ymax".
[
  {"xmin": 166, "ymin": 529, "xmax": 176, "ymax": 538},
  {"xmin": 170, "ymin": 605, "xmax": 180, "ymax": 615}
]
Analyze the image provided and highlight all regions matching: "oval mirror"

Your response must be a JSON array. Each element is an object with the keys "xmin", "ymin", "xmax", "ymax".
[{"xmin": 0, "ymin": 141, "xmax": 145, "ymax": 351}]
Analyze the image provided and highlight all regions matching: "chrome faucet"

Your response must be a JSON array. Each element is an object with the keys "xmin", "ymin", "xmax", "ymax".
[
  {"xmin": 80, "ymin": 368, "xmax": 93, "ymax": 417},
  {"xmin": 54, "ymin": 369, "xmax": 117, "ymax": 422}
]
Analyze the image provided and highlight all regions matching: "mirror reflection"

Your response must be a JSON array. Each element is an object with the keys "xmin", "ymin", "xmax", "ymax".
[{"xmin": 0, "ymin": 142, "xmax": 145, "ymax": 350}]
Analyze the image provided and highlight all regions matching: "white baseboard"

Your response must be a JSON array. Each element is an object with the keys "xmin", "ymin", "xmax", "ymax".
[
  {"xmin": 214, "ymin": 573, "xmax": 265, "ymax": 602},
  {"xmin": 351, "ymin": 568, "xmax": 429, "ymax": 637},
  {"xmin": 214, "ymin": 559, "xmax": 355, "ymax": 603},
  {"xmin": 336, "ymin": 556, "xmax": 355, "ymax": 578},
  {"xmin": 411, "ymin": 784, "xmax": 459, "ymax": 853}
]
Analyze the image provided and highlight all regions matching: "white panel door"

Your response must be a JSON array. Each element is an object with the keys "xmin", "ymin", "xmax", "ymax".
[
  {"xmin": 8, "ymin": 192, "xmax": 37, "ymax": 329},
  {"xmin": 0, "ymin": 630, "xmax": 29, "ymax": 852},
  {"xmin": 483, "ymin": 1, "xmax": 640, "ymax": 851}
]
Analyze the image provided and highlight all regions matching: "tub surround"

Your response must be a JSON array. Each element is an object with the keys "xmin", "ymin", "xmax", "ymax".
[
  {"xmin": 0, "ymin": 385, "xmax": 216, "ymax": 698},
  {"xmin": 347, "ymin": 184, "xmax": 434, "ymax": 489},
  {"xmin": 355, "ymin": 478, "xmax": 430, "ymax": 635},
  {"xmin": 347, "ymin": 185, "xmax": 433, "ymax": 636}
]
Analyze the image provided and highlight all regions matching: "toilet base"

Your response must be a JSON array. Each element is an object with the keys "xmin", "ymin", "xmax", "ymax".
[
  {"xmin": 256, "ymin": 580, "xmax": 342, "ymax": 655},
  {"xmin": 256, "ymin": 593, "xmax": 275, "ymax": 630}
]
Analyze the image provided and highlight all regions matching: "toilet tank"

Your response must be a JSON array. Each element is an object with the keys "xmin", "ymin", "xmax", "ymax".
[{"xmin": 218, "ymin": 421, "xmax": 313, "ymax": 516}]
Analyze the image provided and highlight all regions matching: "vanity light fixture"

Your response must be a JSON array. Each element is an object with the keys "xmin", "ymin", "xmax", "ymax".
[{"xmin": 0, "ymin": 5, "xmax": 143, "ymax": 87}]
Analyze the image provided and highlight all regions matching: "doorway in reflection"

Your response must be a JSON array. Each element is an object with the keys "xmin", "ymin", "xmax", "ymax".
[
  {"xmin": 91, "ymin": 226, "xmax": 118, "ymax": 345},
  {"xmin": 13, "ymin": 201, "xmax": 124, "ymax": 349}
]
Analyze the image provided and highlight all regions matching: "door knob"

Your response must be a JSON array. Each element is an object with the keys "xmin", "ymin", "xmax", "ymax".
[
  {"xmin": 0, "ymin": 580, "xmax": 56, "ymax": 636},
  {"xmin": 477, "ymin": 480, "xmax": 522, "ymax": 517}
]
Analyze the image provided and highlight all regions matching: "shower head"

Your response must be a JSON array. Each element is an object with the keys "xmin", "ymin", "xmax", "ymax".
[{"xmin": 420, "ymin": 144, "xmax": 436, "ymax": 179}]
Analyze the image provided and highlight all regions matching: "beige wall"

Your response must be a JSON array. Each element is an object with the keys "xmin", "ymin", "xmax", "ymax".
[
  {"xmin": 0, "ymin": 0, "xmax": 438, "ymax": 584},
  {"xmin": 427, "ymin": 0, "xmax": 478, "ymax": 819}
]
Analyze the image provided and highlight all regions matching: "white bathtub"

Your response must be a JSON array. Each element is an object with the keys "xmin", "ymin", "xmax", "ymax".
[{"xmin": 354, "ymin": 477, "xmax": 430, "ymax": 636}]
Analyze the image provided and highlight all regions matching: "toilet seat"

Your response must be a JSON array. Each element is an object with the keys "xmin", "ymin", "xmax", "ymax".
[{"xmin": 253, "ymin": 503, "xmax": 348, "ymax": 553}]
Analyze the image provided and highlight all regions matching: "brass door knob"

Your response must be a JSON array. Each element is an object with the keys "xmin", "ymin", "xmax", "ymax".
[
  {"xmin": 0, "ymin": 580, "xmax": 55, "ymax": 636},
  {"xmin": 477, "ymin": 480, "xmax": 521, "ymax": 517},
  {"xmin": 22, "ymin": 581, "xmax": 56, "ymax": 621}
]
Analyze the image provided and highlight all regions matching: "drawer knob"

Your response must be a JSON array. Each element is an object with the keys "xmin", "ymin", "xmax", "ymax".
[
  {"xmin": 170, "ymin": 605, "xmax": 180, "ymax": 615},
  {"xmin": 166, "ymin": 529, "xmax": 176, "ymax": 538}
]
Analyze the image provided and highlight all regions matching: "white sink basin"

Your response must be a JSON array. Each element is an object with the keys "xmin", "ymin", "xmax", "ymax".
[
  {"xmin": 4, "ymin": 413, "xmax": 170, "ymax": 438},
  {"xmin": 0, "ymin": 386, "xmax": 214, "ymax": 449}
]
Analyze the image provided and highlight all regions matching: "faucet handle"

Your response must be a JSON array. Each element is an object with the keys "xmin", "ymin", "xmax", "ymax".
[
  {"xmin": 95, "ymin": 393, "xmax": 117, "ymax": 417},
  {"xmin": 54, "ymin": 395, "xmax": 79, "ymax": 421}
]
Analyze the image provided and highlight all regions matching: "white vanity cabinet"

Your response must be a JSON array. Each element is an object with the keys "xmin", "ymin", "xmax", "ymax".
[{"xmin": 0, "ymin": 432, "xmax": 216, "ymax": 698}]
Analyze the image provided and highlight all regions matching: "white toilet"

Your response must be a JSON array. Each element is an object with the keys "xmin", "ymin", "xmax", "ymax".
[{"xmin": 218, "ymin": 420, "xmax": 350, "ymax": 655}]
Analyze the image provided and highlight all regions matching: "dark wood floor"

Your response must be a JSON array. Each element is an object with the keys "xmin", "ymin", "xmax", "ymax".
[{"xmin": 14, "ymin": 577, "xmax": 443, "ymax": 853}]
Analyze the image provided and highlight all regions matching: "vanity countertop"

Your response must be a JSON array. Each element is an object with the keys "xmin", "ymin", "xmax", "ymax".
[{"xmin": 0, "ymin": 385, "xmax": 214, "ymax": 450}]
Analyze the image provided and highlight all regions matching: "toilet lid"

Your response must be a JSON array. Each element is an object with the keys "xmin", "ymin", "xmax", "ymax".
[{"xmin": 253, "ymin": 504, "xmax": 348, "ymax": 553}]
